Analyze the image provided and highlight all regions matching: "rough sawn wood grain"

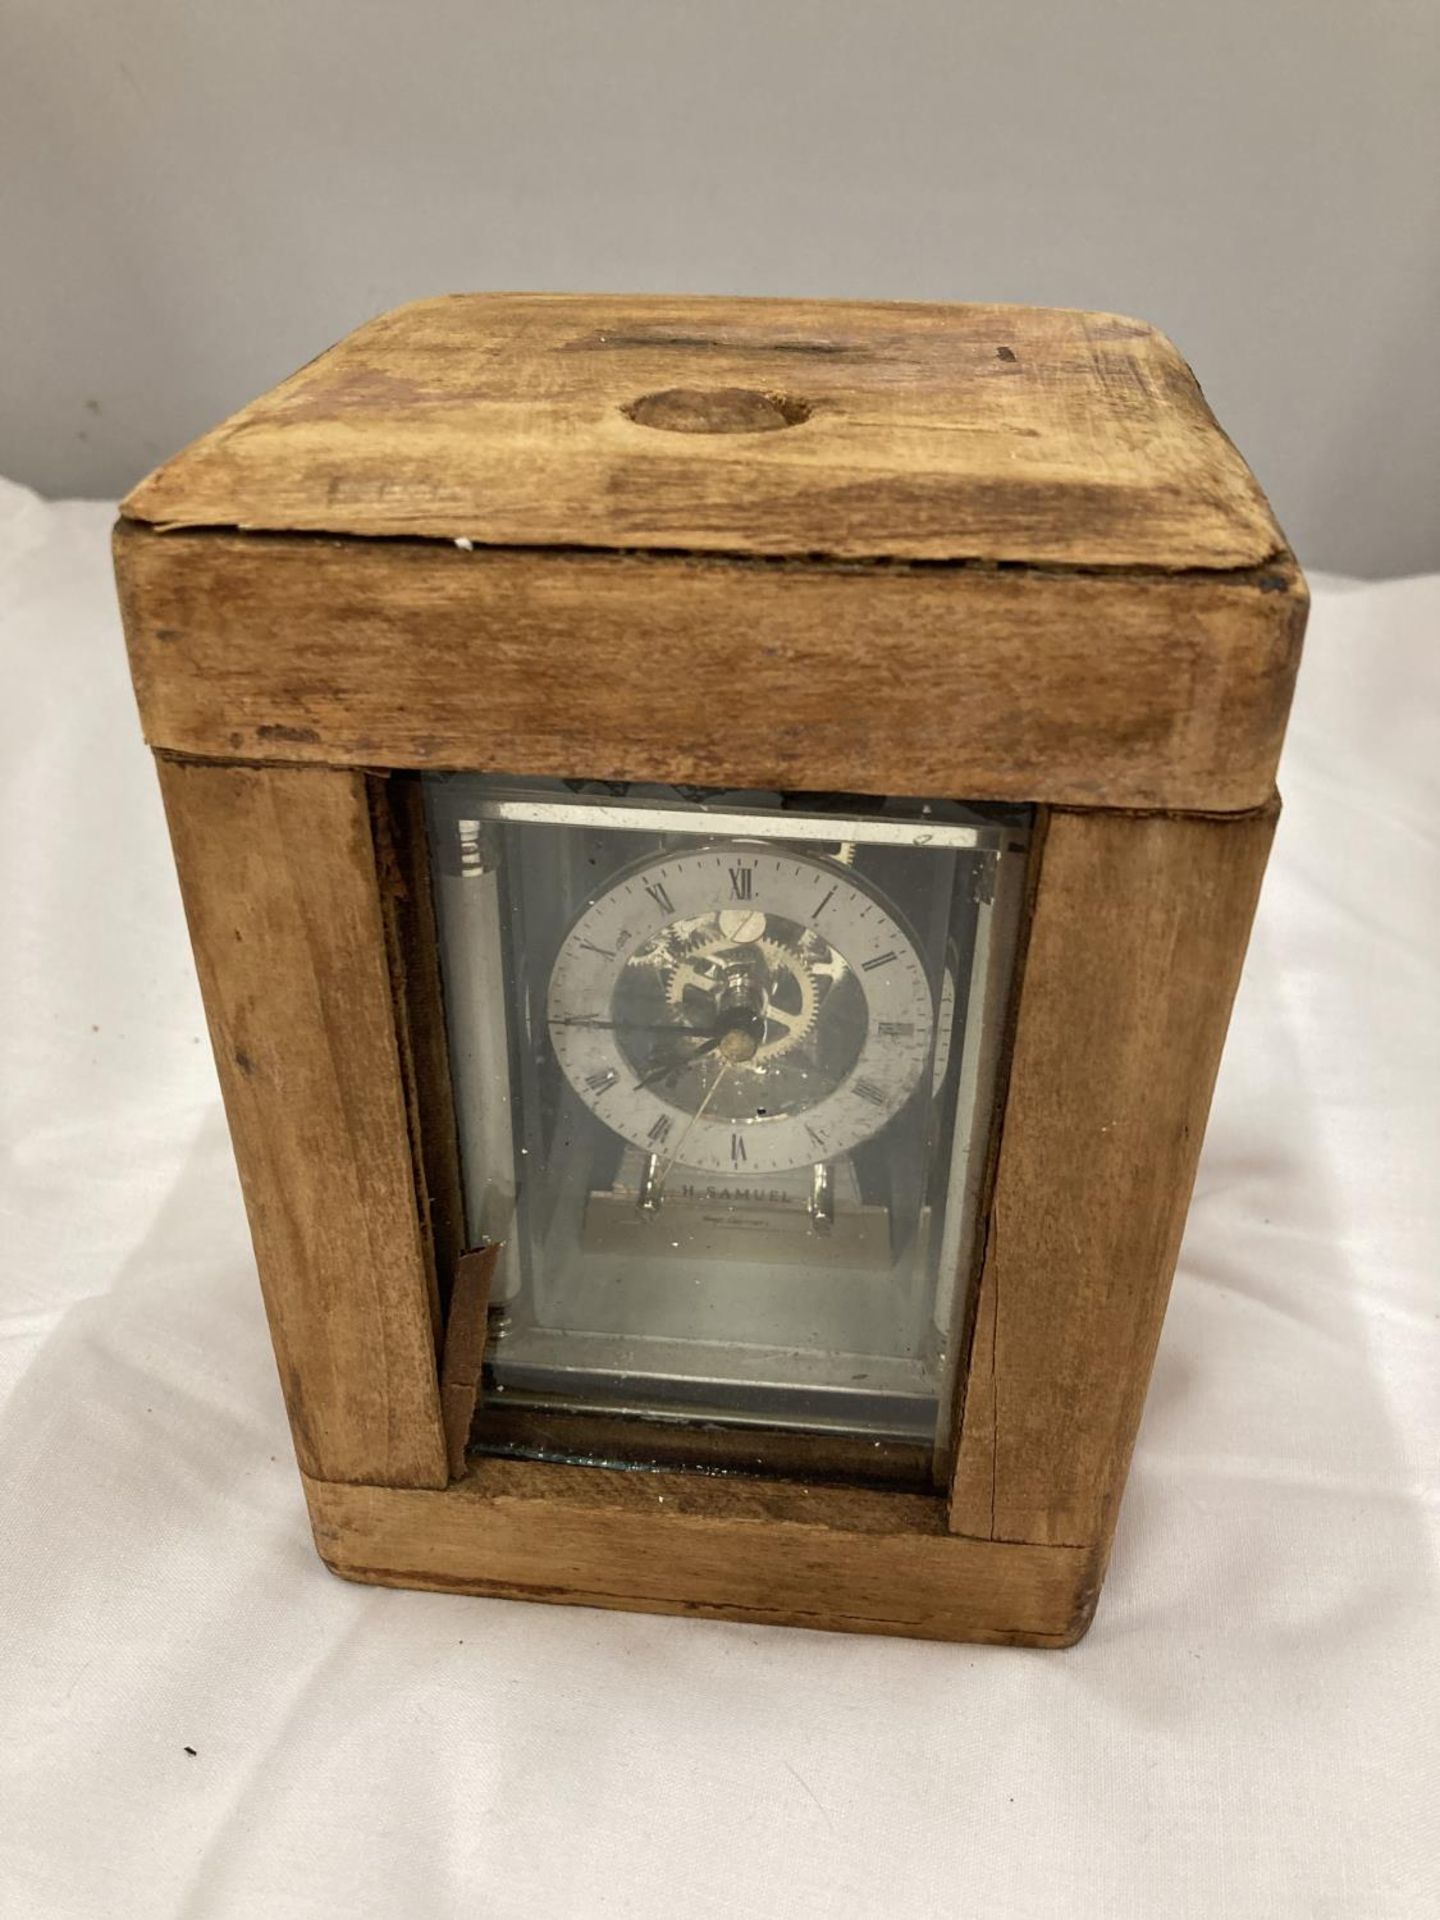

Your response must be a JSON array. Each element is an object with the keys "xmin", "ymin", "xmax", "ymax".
[
  {"xmin": 949, "ymin": 802, "xmax": 1279, "ymax": 1550},
  {"xmin": 121, "ymin": 292, "xmax": 1286, "ymax": 571},
  {"xmin": 157, "ymin": 758, "xmax": 449, "ymax": 1490},
  {"xmin": 303, "ymin": 1459, "xmax": 1101, "ymax": 1645},
  {"xmin": 115, "ymin": 526, "xmax": 1305, "ymax": 813}
]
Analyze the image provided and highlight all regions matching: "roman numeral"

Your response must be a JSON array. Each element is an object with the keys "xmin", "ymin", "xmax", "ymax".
[
  {"xmin": 814, "ymin": 885, "xmax": 837, "ymax": 917},
  {"xmin": 805, "ymin": 1123, "xmax": 828, "ymax": 1152},
  {"xmin": 877, "ymin": 1020, "xmax": 915, "ymax": 1038},
  {"xmin": 853, "ymin": 1078, "xmax": 887, "ymax": 1106},
  {"xmin": 578, "ymin": 940, "xmax": 614, "ymax": 959},
  {"xmin": 644, "ymin": 880, "xmax": 674, "ymax": 914},
  {"xmin": 585, "ymin": 1068, "xmax": 618, "ymax": 1094},
  {"xmin": 647, "ymin": 1114, "xmax": 673, "ymax": 1145},
  {"xmin": 731, "ymin": 1132, "xmax": 747, "ymax": 1166},
  {"xmin": 728, "ymin": 866, "xmax": 753, "ymax": 901},
  {"xmin": 861, "ymin": 951, "xmax": 897, "ymax": 972}
]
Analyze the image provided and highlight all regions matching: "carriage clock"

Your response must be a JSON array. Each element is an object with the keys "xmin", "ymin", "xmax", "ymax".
[{"xmin": 114, "ymin": 295, "xmax": 1306, "ymax": 1643}]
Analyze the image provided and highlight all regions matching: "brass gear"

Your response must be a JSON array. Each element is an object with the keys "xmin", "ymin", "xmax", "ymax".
[
  {"xmin": 665, "ymin": 932, "xmax": 820, "ymax": 1063},
  {"xmin": 623, "ymin": 912, "xmax": 714, "ymax": 970}
]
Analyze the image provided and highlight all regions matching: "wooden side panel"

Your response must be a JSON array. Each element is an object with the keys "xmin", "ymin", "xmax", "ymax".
[
  {"xmin": 117, "ymin": 527, "xmax": 1307, "ymax": 813},
  {"xmin": 158, "ymin": 759, "xmax": 449, "ymax": 1489},
  {"xmin": 303, "ymin": 1459, "xmax": 1101, "ymax": 1646},
  {"xmin": 950, "ymin": 802, "xmax": 1277, "ymax": 1549}
]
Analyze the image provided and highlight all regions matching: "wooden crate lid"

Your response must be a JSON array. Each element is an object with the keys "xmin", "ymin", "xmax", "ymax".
[{"xmin": 121, "ymin": 294, "xmax": 1285, "ymax": 571}]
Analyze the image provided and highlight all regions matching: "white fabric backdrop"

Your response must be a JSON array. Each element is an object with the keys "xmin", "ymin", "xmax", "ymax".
[{"xmin": 1, "ymin": 475, "xmax": 1436, "ymax": 1918}]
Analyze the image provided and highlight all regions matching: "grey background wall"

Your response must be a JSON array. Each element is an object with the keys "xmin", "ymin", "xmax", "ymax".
[{"xmin": 3, "ymin": 0, "xmax": 1437, "ymax": 576}]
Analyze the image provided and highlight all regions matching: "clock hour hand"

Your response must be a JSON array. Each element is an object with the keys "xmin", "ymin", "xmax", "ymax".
[
  {"xmin": 634, "ymin": 978, "xmax": 772, "ymax": 1092},
  {"xmin": 633, "ymin": 1029, "xmax": 725, "ymax": 1090},
  {"xmin": 552, "ymin": 1017, "xmax": 709, "ymax": 1034}
]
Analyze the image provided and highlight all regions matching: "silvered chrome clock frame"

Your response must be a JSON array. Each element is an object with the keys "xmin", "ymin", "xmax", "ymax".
[{"xmin": 426, "ymin": 776, "xmax": 1030, "ymax": 1475}]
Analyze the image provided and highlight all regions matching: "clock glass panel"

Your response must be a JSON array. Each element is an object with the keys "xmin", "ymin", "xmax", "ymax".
[{"xmin": 426, "ymin": 775, "xmax": 1031, "ymax": 1484}]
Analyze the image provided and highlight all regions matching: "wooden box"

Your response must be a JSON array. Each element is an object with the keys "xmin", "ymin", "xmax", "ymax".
[{"xmin": 114, "ymin": 295, "xmax": 1306, "ymax": 1644}]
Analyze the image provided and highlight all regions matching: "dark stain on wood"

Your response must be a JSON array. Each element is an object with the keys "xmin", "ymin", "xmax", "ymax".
[
  {"xmin": 566, "ymin": 328, "xmax": 863, "ymax": 358},
  {"xmin": 257, "ymin": 723, "xmax": 320, "ymax": 744}
]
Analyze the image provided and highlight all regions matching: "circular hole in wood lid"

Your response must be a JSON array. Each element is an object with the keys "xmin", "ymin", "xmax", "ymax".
[{"xmin": 622, "ymin": 387, "xmax": 811, "ymax": 434}]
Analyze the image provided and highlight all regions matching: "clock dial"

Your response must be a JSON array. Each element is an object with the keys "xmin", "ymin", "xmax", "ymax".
[{"xmin": 547, "ymin": 843, "xmax": 934, "ymax": 1174}]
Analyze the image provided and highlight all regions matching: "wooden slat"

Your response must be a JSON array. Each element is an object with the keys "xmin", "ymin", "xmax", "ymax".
[
  {"xmin": 367, "ymin": 773, "xmax": 465, "ymax": 1337},
  {"xmin": 120, "ymin": 293, "xmax": 1284, "ymax": 571},
  {"xmin": 439, "ymin": 1244, "xmax": 499, "ymax": 1481},
  {"xmin": 937, "ymin": 809, "xmax": 1044, "ymax": 1480},
  {"xmin": 303, "ymin": 1458, "xmax": 1101, "ymax": 1646},
  {"xmin": 158, "ymin": 758, "xmax": 449, "ymax": 1488},
  {"xmin": 117, "ymin": 528, "xmax": 1306, "ymax": 813},
  {"xmin": 949, "ymin": 802, "xmax": 1277, "ymax": 1548}
]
